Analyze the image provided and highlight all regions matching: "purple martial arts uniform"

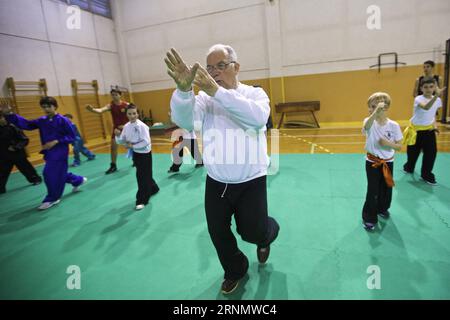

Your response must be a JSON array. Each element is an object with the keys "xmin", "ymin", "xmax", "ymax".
[{"xmin": 6, "ymin": 113, "xmax": 84, "ymax": 203}]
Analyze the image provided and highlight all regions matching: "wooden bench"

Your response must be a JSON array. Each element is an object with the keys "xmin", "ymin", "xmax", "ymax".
[
  {"xmin": 149, "ymin": 123, "xmax": 178, "ymax": 136},
  {"xmin": 275, "ymin": 101, "xmax": 320, "ymax": 129}
]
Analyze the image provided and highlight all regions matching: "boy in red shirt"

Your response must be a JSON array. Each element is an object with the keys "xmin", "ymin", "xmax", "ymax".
[{"xmin": 86, "ymin": 88, "xmax": 129, "ymax": 174}]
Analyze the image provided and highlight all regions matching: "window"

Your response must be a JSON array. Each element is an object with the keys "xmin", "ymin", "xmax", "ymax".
[
  {"xmin": 60, "ymin": 0, "xmax": 112, "ymax": 19},
  {"xmin": 89, "ymin": 0, "xmax": 112, "ymax": 18},
  {"xmin": 68, "ymin": 0, "xmax": 89, "ymax": 10}
]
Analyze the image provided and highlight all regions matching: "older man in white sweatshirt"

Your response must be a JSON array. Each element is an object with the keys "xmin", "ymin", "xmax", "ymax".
[{"xmin": 165, "ymin": 44, "xmax": 280, "ymax": 295}]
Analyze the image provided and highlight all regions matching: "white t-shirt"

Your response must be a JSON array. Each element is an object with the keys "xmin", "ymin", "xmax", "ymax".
[
  {"xmin": 411, "ymin": 95, "xmax": 442, "ymax": 126},
  {"xmin": 363, "ymin": 118, "xmax": 403, "ymax": 162}
]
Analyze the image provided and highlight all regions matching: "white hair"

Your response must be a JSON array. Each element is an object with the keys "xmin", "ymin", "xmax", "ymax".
[{"xmin": 207, "ymin": 44, "xmax": 238, "ymax": 62}]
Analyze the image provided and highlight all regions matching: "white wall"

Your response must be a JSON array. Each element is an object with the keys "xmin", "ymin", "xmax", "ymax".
[
  {"xmin": 280, "ymin": 0, "xmax": 450, "ymax": 76},
  {"xmin": 0, "ymin": 0, "xmax": 123, "ymax": 96},
  {"xmin": 2, "ymin": 0, "xmax": 449, "ymax": 95},
  {"xmin": 111, "ymin": 0, "xmax": 450, "ymax": 92},
  {"xmin": 113, "ymin": 0, "xmax": 268, "ymax": 92}
]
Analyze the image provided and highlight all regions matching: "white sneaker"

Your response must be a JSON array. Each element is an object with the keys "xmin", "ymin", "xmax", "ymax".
[
  {"xmin": 37, "ymin": 199, "xmax": 61, "ymax": 210},
  {"xmin": 72, "ymin": 177, "xmax": 88, "ymax": 192},
  {"xmin": 135, "ymin": 204, "xmax": 145, "ymax": 210}
]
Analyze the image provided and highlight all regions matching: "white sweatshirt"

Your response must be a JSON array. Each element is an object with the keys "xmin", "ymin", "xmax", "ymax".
[
  {"xmin": 170, "ymin": 83, "xmax": 270, "ymax": 184},
  {"xmin": 115, "ymin": 119, "xmax": 151, "ymax": 153}
]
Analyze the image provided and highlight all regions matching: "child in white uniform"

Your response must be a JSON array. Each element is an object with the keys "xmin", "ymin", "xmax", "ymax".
[
  {"xmin": 115, "ymin": 104, "xmax": 159, "ymax": 210},
  {"xmin": 362, "ymin": 92, "xmax": 403, "ymax": 231},
  {"xmin": 403, "ymin": 77, "xmax": 446, "ymax": 185}
]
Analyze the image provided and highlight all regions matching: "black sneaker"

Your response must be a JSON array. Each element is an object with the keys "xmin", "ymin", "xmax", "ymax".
[
  {"xmin": 221, "ymin": 279, "xmax": 239, "ymax": 295},
  {"xmin": 257, "ymin": 246, "xmax": 270, "ymax": 264},
  {"xmin": 421, "ymin": 176, "xmax": 437, "ymax": 186},
  {"xmin": 363, "ymin": 222, "xmax": 376, "ymax": 231},
  {"xmin": 378, "ymin": 210, "xmax": 390, "ymax": 219},
  {"xmin": 195, "ymin": 163, "xmax": 204, "ymax": 168},
  {"xmin": 105, "ymin": 164, "xmax": 117, "ymax": 174},
  {"xmin": 402, "ymin": 166, "xmax": 413, "ymax": 174},
  {"xmin": 167, "ymin": 168, "xmax": 179, "ymax": 174},
  {"xmin": 31, "ymin": 178, "xmax": 42, "ymax": 185}
]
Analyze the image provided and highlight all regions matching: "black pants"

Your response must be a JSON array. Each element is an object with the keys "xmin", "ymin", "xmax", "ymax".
[
  {"xmin": 0, "ymin": 150, "xmax": 42, "ymax": 193},
  {"xmin": 133, "ymin": 151, "xmax": 159, "ymax": 205},
  {"xmin": 362, "ymin": 161, "xmax": 393, "ymax": 224},
  {"xmin": 403, "ymin": 130, "xmax": 437, "ymax": 180},
  {"xmin": 170, "ymin": 138, "xmax": 202, "ymax": 170},
  {"xmin": 205, "ymin": 175, "xmax": 280, "ymax": 280}
]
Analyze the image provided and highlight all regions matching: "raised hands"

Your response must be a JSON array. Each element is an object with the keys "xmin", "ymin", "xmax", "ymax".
[
  {"xmin": 165, "ymin": 48, "xmax": 199, "ymax": 92},
  {"xmin": 435, "ymin": 86, "xmax": 447, "ymax": 97},
  {"xmin": 374, "ymin": 102, "xmax": 385, "ymax": 115},
  {"xmin": 379, "ymin": 137, "xmax": 402, "ymax": 151},
  {"xmin": 193, "ymin": 65, "xmax": 219, "ymax": 97}
]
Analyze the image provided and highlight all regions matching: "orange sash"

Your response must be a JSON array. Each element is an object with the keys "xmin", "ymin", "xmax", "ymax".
[{"xmin": 367, "ymin": 153, "xmax": 395, "ymax": 188}]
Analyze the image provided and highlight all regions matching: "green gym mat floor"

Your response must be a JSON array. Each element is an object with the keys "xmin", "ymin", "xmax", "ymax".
[{"xmin": 1, "ymin": 153, "xmax": 449, "ymax": 300}]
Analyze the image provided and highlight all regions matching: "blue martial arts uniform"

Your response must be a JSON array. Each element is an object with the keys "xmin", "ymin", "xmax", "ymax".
[
  {"xmin": 6, "ymin": 113, "xmax": 84, "ymax": 203},
  {"xmin": 69, "ymin": 121, "xmax": 95, "ymax": 165}
]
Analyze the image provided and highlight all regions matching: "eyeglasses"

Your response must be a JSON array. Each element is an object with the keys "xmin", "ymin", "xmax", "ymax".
[{"xmin": 206, "ymin": 61, "xmax": 236, "ymax": 73}]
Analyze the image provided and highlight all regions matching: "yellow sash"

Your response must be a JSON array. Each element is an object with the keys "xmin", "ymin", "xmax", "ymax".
[{"xmin": 402, "ymin": 123, "xmax": 434, "ymax": 146}]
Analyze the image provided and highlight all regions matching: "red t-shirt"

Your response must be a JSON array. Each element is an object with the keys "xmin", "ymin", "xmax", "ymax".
[{"xmin": 110, "ymin": 101, "xmax": 129, "ymax": 129}]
